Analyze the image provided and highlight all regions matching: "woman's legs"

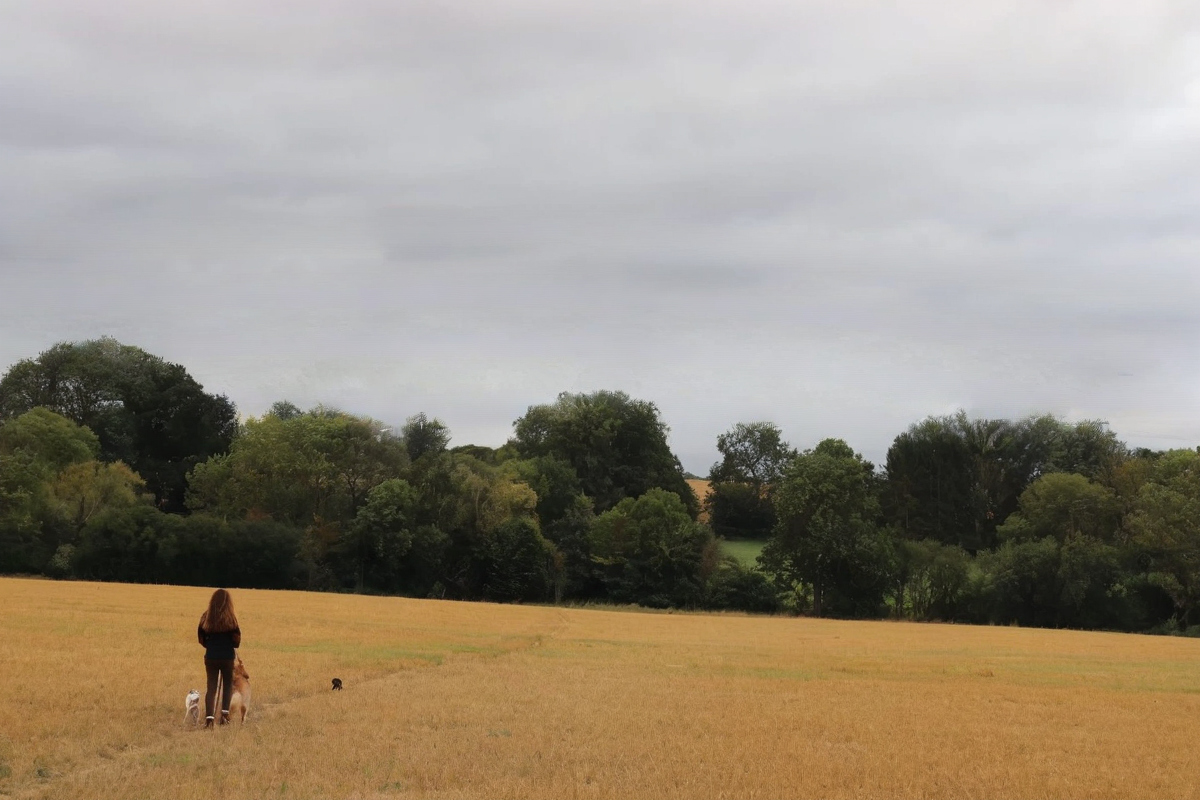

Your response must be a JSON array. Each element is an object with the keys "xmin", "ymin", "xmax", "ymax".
[
  {"xmin": 217, "ymin": 660, "xmax": 233, "ymax": 722},
  {"xmin": 204, "ymin": 659, "xmax": 234, "ymax": 726}
]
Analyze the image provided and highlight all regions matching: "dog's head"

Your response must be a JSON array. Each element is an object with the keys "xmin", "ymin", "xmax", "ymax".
[{"xmin": 234, "ymin": 658, "xmax": 250, "ymax": 681}]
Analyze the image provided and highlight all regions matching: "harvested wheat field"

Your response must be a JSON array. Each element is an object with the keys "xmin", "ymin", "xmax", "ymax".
[{"xmin": 2, "ymin": 578, "xmax": 1199, "ymax": 800}]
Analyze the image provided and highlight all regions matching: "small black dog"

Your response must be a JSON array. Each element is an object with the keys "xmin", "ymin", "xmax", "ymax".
[{"xmin": 331, "ymin": 678, "xmax": 343, "ymax": 691}]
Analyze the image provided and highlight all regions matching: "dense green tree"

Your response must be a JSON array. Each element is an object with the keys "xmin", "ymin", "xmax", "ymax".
[
  {"xmin": 448, "ymin": 443, "xmax": 519, "ymax": 465},
  {"xmin": 706, "ymin": 482, "xmax": 776, "ymax": 540},
  {"xmin": 892, "ymin": 539, "xmax": 972, "ymax": 620},
  {"xmin": 163, "ymin": 515, "xmax": 304, "ymax": 590},
  {"xmin": 997, "ymin": 473, "xmax": 1122, "ymax": 544},
  {"xmin": 72, "ymin": 504, "xmax": 170, "ymax": 583},
  {"xmin": 0, "ymin": 407, "xmax": 100, "ymax": 472},
  {"xmin": 703, "ymin": 558, "xmax": 780, "ymax": 613},
  {"xmin": 762, "ymin": 439, "xmax": 892, "ymax": 617},
  {"xmin": 268, "ymin": 400, "xmax": 303, "ymax": 421},
  {"xmin": 341, "ymin": 478, "xmax": 419, "ymax": 592},
  {"xmin": 706, "ymin": 422, "xmax": 794, "ymax": 540},
  {"xmin": 709, "ymin": 422, "xmax": 796, "ymax": 486},
  {"xmin": 505, "ymin": 455, "xmax": 581, "ymax": 527},
  {"xmin": 186, "ymin": 407, "xmax": 407, "ymax": 527},
  {"xmin": 1055, "ymin": 535, "xmax": 1127, "ymax": 629},
  {"xmin": 512, "ymin": 391, "xmax": 696, "ymax": 517},
  {"xmin": 0, "ymin": 450, "xmax": 48, "ymax": 573},
  {"xmin": 402, "ymin": 413, "xmax": 451, "ymax": 462},
  {"xmin": 401, "ymin": 451, "xmax": 541, "ymax": 599},
  {"xmin": 883, "ymin": 417, "xmax": 975, "ymax": 547},
  {"xmin": 588, "ymin": 488, "xmax": 713, "ymax": 607},
  {"xmin": 1127, "ymin": 449, "xmax": 1200, "ymax": 624},
  {"xmin": 0, "ymin": 409, "xmax": 102, "ymax": 572},
  {"xmin": 885, "ymin": 412, "xmax": 1130, "ymax": 552},
  {"xmin": 544, "ymin": 494, "xmax": 601, "ymax": 599},
  {"xmin": 51, "ymin": 460, "xmax": 148, "ymax": 534},
  {"xmin": 0, "ymin": 339, "xmax": 237, "ymax": 510},
  {"xmin": 1051, "ymin": 420, "xmax": 1128, "ymax": 481},
  {"xmin": 475, "ymin": 517, "xmax": 554, "ymax": 602},
  {"xmin": 979, "ymin": 537, "xmax": 1061, "ymax": 627}
]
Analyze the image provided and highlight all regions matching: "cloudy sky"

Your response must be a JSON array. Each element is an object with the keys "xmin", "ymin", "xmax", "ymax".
[{"xmin": 2, "ymin": 1, "xmax": 1198, "ymax": 472}]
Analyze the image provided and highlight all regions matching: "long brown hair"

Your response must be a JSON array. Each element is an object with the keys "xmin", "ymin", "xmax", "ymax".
[{"xmin": 200, "ymin": 588, "xmax": 239, "ymax": 633}]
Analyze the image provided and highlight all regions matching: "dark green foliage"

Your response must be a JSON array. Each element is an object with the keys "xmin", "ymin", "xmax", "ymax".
[
  {"xmin": 762, "ymin": 439, "xmax": 892, "ymax": 617},
  {"xmin": 403, "ymin": 413, "xmax": 451, "ymax": 463},
  {"xmin": 72, "ymin": 504, "xmax": 170, "ymax": 583},
  {"xmin": 338, "ymin": 478, "xmax": 418, "ymax": 593},
  {"xmin": 475, "ymin": 517, "xmax": 553, "ymax": 602},
  {"xmin": 186, "ymin": 407, "xmax": 407, "ymax": 528},
  {"xmin": 709, "ymin": 422, "xmax": 796, "ymax": 486},
  {"xmin": 707, "ymin": 481, "xmax": 775, "ymax": 540},
  {"xmin": 997, "ymin": 473, "xmax": 1121, "ymax": 544},
  {"xmin": 978, "ymin": 537, "xmax": 1062, "ymax": 627},
  {"xmin": 544, "ymin": 495, "xmax": 602, "ymax": 599},
  {"xmin": 0, "ymin": 409, "xmax": 101, "ymax": 573},
  {"xmin": 1126, "ymin": 449, "xmax": 1200, "ymax": 624},
  {"xmin": 588, "ymin": 488, "xmax": 712, "ymax": 607},
  {"xmin": 884, "ymin": 412, "xmax": 1131, "ymax": 553},
  {"xmin": 705, "ymin": 421, "xmax": 794, "ymax": 540},
  {"xmin": 893, "ymin": 539, "xmax": 972, "ymax": 620},
  {"xmin": 164, "ymin": 515, "xmax": 304, "ymax": 590},
  {"xmin": 0, "ymin": 450, "xmax": 50, "ymax": 573},
  {"xmin": 704, "ymin": 558, "xmax": 781, "ymax": 613},
  {"xmin": 0, "ymin": 407, "xmax": 100, "ymax": 474},
  {"xmin": 975, "ymin": 535, "xmax": 1130, "ymax": 629},
  {"xmin": 448, "ymin": 443, "xmax": 519, "ymax": 465},
  {"xmin": 268, "ymin": 400, "xmax": 303, "ymax": 421},
  {"xmin": 883, "ymin": 417, "xmax": 975, "ymax": 548},
  {"xmin": 0, "ymin": 339, "xmax": 237, "ymax": 511},
  {"xmin": 506, "ymin": 455, "xmax": 582, "ymax": 526},
  {"xmin": 5, "ymin": 337, "xmax": 1200, "ymax": 626},
  {"xmin": 512, "ymin": 391, "xmax": 697, "ymax": 517}
]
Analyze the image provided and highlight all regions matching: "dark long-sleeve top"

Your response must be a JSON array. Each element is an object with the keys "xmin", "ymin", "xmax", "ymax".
[{"xmin": 197, "ymin": 621, "xmax": 241, "ymax": 661}]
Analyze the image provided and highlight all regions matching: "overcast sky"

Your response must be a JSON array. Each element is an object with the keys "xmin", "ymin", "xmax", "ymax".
[{"xmin": 2, "ymin": 1, "xmax": 1198, "ymax": 473}]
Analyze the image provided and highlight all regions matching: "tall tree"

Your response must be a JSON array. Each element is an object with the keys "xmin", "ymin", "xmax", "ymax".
[
  {"xmin": 0, "ymin": 409, "xmax": 102, "ymax": 572},
  {"xmin": 0, "ymin": 338, "xmax": 237, "ymax": 511},
  {"xmin": 883, "ymin": 416, "xmax": 974, "ymax": 547},
  {"xmin": 762, "ymin": 439, "xmax": 891, "ymax": 617},
  {"xmin": 341, "ymin": 478, "xmax": 418, "ymax": 593},
  {"xmin": 186, "ymin": 407, "xmax": 407, "ymax": 528},
  {"xmin": 511, "ymin": 390, "xmax": 696, "ymax": 516},
  {"xmin": 1127, "ymin": 449, "xmax": 1200, "ymax": 625},
  {"xmin": 588, "ymin": 487, "xmax": 713, "ymax": 607},
  {"xmin": 706, "ymin": 422, "xmax": 795, "ymax": 540},
  {"xmin": 402, "ymin": 413, "xmax": 451, "ymax": 462},
  {"xmin": 997, "ymin": 473, "xmax": 1122, "ymax": 544}
]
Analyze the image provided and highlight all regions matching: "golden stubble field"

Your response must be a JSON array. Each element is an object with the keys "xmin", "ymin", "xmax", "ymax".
[{"xmin": 2, "ymin": 578, "xmax": 1199, "ymax": 800}]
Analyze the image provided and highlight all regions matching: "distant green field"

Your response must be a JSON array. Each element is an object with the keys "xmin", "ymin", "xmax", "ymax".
[{"xmin": 720, "ymin": 538, "xmax": 766, "ymax": 568}]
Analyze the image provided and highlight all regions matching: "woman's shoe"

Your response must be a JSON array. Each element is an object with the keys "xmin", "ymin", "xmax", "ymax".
[
  {"xmin": 219, "ymin": 711, "xmax": 230, "ymax": 725},
  {"xmin": 204, "ymin": 716, "xmax": 214, "ymax": 729}
]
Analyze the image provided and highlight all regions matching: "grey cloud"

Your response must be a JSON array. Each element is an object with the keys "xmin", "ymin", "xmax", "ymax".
[{"xmin": 2, "ymin": 0, "xmax": 1199, "ymax": 472}]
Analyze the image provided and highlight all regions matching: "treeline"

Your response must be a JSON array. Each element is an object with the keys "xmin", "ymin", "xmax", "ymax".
[{"xmin": 1, "ymin": 338, "xmax": 1197, "ymax": 633}]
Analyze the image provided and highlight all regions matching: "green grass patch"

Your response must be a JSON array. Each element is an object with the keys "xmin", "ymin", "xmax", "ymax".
[{"xmin": 721, "ymin": 539, "xmax": 767, "ymax": 568}]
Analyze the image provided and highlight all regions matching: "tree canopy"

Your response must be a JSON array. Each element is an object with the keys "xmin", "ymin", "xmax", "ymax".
[
  {"xmin": 3, "ymin": 339, "xmax": 1200, "ymax": 632},
  {"xmin": 511, "ymin": 390, "xmax": 696, "ymax": 518},
  {"xmin": 0, "ymin": 338, "xmax": 237, "ymax": 511}
]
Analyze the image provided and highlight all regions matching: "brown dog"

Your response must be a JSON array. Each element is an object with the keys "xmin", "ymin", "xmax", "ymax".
[
  {"xmin": 228, "ymin": 656, "xmax": 251, "ymax": 723},
  {"xmin": 213, "ymin": 655, "xmax": 251, "ymax": 724}
]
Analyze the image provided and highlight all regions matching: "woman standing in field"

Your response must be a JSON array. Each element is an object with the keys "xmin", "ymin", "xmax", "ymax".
[{"xmin": 197, "ymin": 588, "xmax": 241, "ymax": 728}]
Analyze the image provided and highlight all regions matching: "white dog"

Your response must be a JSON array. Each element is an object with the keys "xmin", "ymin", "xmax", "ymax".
[{"xmin": 184, "ymin": 689, "xmax": 201, "ymax": 726}]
